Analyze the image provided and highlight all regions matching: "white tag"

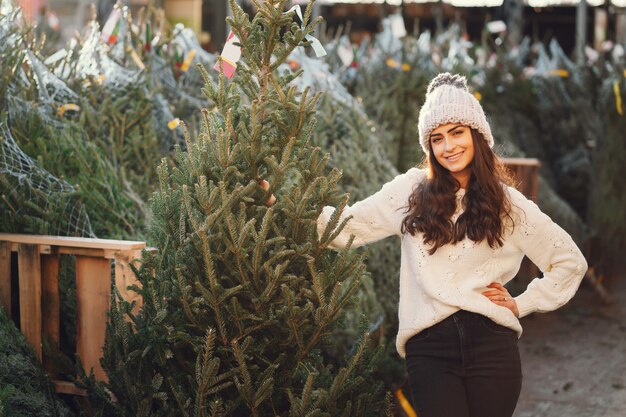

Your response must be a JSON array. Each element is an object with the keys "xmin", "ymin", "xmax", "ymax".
[
  {"xmin": 585, "ymin": 46, "xmax": 600, "ymax": 63},
  {"xmin": 44, "ymin": 49, "xmax": 67, "ymax": 65},
  {"xmin": 305, "ymin": 34, "xmax": 327, "ymax": 58},
  {"xmin": 390, "ymin": 14, "xmax": 407, "ymax": 39},
  {"xmin": 285, "ymin": 5, "xmax": 327, "ymax": 57},
  {"xmin": 337, "ymin": 42, "xmax": 354, "ymax": 67},
  {"xmin": 486, "ymin": 20, "xmax": 507, "ymax": 34}
]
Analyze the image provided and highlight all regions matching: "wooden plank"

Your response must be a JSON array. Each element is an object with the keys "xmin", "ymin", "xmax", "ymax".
[
  {"xmin": 503, "ymin": 159, "xmax": 541, "ymax": 202},
  {"xmin": 41, "ymin": 254, "xmax": 60, "ymax": 373},
  {"xmin": 75, "ymin": 256, "xmax": 111, "ymax": 382},
  {"xmin": 503, "ymin": 158, "xmax": 541, "ymax": 280},
  {"xmin": 10, "ymin": 243, "xmax": 97, "ymax": 256},
  {"xmin": 53, "ymin": 380, "xmax": 87, "ymax": 396},
  {"xmin": 502, "ymin": 157, "xmax": 541, "ymax": 167},
  {"xmin": 584, "ymin": 267, "xmax": 613, "ymax": 304},
  {"xmin": 10, "ymin": 242, "xmax": 51, "ymax": 253},
  {"xmin": 18, "ymin": 244, "xmax": 42, "ymax": 361},
  {"xmin": 58, "ymin": 247, "xmax": 107, "ymax": 258},
  {"xmin": 114, "ymin": 250, "xmax": 144, "ymax": 315},
  {"xmin": 0, "ymin": 241, "xmax": 11, "ymax": 317},
  {"xmin": 0, "ymin": 233, "xmax": 145, "ymax": 251}
]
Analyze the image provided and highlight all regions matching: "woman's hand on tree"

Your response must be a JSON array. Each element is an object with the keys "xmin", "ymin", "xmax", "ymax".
[{"xmin": 259, "ymin": 179, "xmax": 276, "ymax": 207}]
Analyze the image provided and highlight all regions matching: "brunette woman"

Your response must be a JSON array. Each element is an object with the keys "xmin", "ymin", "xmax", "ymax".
[{"xmin": 316, "ymin": 73, "xmax": 587, "ymax": 417}]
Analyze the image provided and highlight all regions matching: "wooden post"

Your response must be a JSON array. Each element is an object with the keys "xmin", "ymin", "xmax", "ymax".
[
  {"xmin": 502, "ymin": 159, "xmax": 541, "ymax": 282},
  {"xmin": 576, "ymin": 0, "xmax": 587, "ymax": 66},
  {"xmin": 502, "ymin": 158, "xmax": 541, "ymax": 202},
  {"xmin": 594, "ymin": 7, "xmax": 608, "ymax": 52},
  {"xmin": 433, "ymin": 2, "xmax": 444, "ymax": 36},
  {"xmin": 75, "ymin": 256, "xmax": 111, "ymax": 381},
  {"xmin": 18, "ymin": 244, "xmax": 42, "ymax": 360},
  {"xmin": 616, "ymin": 13, "xmax": 626, "ymax": 47},
  {"xmin": 0, "ymin": 241, "xmax": 11, "ymax": 317},
  {"xmin": 504, "ymin": 0, "xmax": 524, "ymax": 48},
  {"xmin": 113, "ymin": 250, "xmax": 143, "ymax": 315},
  {"xmin": 41, "ymin": 254, "xmax": 60, "ymax": 372},
  {"xmin": 164, "ymin": 0, "xmax": 203, "ymax": 35}
]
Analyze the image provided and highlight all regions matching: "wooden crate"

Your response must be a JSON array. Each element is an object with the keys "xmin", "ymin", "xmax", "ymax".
[
  {"xmin": 0, "ymin": 233, "xmax": 146, "ymax": 395},
  {"xmin": 502, "ymin": 158, "xmax": 541, "ymax": 284}
]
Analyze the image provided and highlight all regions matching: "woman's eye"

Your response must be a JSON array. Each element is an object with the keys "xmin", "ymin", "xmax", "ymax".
[
  {"xmin": 454, "ymin": 129, "xmax": 463, "ymax": 136},
  {"xmin": 431, "ymin": 137, "xmax": 442, "ymax": 143}
]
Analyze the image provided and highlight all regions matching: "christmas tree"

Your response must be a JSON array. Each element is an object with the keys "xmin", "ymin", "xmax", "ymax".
[
  {"xmin": 291, "ymin": 47, "xmax": 405, "ymax": 383},
  {"xmin": 589, "ymin": 70, "xmax": 626, "ymax": 270},
  {"xmin": 0, "ymin": 307, "xmax": 73, "ymax": 417},
  {"xmin": 528, "ymin": 40, "xmax": 599, "ymax": 220},
  {"xmin": 90, "ymin": 1, "xmax": 389, "ymax": 415}
]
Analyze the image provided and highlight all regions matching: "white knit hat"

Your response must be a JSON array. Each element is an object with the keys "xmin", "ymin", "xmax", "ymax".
[{"xmin": 417, "ymin": 73, "xmax": 494, "ymax": 154}]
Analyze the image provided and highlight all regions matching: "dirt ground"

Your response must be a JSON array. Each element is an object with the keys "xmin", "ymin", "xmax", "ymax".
[{"xmin": 514, "ymin": 271, "xmax": 626, "ymax": 417}]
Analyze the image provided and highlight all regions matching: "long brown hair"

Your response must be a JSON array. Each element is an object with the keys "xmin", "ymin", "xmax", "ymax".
[{"xmin": 401, "ymin": 129, "xmax": 513, "ymax": 255}]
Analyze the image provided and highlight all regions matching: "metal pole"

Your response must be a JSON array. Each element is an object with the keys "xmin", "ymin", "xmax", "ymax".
[
  {"xmin": 576, "ymin": 0, "xmax": 587, "ymax": 66},
  {"xmin": 504, "ymin": 0, "xmax": 524, "ymax": 48}
]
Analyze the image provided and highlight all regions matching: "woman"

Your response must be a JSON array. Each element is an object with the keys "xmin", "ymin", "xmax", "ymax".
[{"xmin": 316, "ymin": 73, "xmax": 587, "ymax": 417}]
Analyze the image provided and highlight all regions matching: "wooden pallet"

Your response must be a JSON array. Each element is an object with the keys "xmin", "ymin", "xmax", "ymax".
[{"xmin": 0, "ymin": 233, "xmax": 147, "ymax": 393}]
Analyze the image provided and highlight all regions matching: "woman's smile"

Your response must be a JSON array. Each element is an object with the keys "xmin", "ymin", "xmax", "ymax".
[
  {"xmin": 430, "ymin": 123, "xmax": 475, "ymax": 188},
  {"xmin": 444, "ymin": 151, "xmax": 464, "ymax": 162}
]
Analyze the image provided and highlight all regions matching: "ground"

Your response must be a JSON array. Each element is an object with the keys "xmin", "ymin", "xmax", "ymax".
[{"xmin": 514, "ymin": 271, "xmax": 626, "ymax": 417}]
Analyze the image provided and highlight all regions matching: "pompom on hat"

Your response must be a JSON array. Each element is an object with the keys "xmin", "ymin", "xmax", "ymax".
[{"xmin": 417, "ymin": 72, "xmax": 494, "ymax": 154}]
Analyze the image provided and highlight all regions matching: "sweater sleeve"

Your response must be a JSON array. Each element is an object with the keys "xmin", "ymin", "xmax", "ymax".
[
  {"xmin": 317, "ymin": 168, "xmax": 422, "ymax": 249},
  {"xmin": 509, "ymin": 188, "xmax": 588, "ymax": 318}
]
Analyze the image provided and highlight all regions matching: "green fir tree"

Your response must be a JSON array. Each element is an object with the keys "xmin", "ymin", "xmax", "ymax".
[
  {"xmin": 91, "ymin": 1, "xmax": 389, "ymax": 416},
  {"xmin": 0, "ymin": 308, "xmax": 73, "ymax": 417},
  {"xmin": 293, "ymin": 49, "xmax": 406, "ymax": 384},
  {"xmin": 589, "ymin": 71, "xmax": 626, "ymax": 269}
]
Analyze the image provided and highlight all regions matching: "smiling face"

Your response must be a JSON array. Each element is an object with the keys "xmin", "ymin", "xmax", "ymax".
[{"xmin": 429, "ymin": 123, "xmax": 475, "ymax": 188}]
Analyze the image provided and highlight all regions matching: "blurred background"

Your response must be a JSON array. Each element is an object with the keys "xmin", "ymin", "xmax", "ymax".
[
  {"xmin": 1, "ymin": 0, "xmax": 626, "ymax": 416},
  {"xmin": 16, "ymin": 0, "xmax": 626, "ymax": 55}
]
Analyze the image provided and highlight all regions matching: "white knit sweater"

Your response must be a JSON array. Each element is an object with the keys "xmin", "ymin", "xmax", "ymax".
[{"xmin": 317, "ymin": 167, "xmax": 588, "ymax": 358}]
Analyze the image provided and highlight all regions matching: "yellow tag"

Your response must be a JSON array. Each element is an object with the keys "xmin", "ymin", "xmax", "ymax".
[
  {"xmin": 401, "ymin": 63, "xmax": 411, "ymax": 71},
  {"xmin": 386, "ymin": 58, "xmax": 399, "ymax": 68},
  {"xmin": 129, "ymin": 49, "xmax": 145, "ymax": 70},
  {"xmin": 614, "ymin": 81, "xmax": 623, "ymax": 116},
  {"xmin": 395, "ymin": 389, "xmax": 417, "ymax": 417},
  {"xmin": 473, "ymin": 91, "xmax": 482, "ymax": 101},
  {"xmin": 58, "ymin": 103, "xmax": 80, "ymax": 116},
  {"xmin": 548, "ymin": 69, "xmax": 569, "ymax": 78},
  {"xmin": 180, "ymin": 49, "xmax": 197, "ymax": 73},
  {"xmin": 168, "ymin": 118, "xmax": 181, "ymax": 129},
  {"xmin": 97, "ymin": 74, "xmax": 106, "ymax": 84}
]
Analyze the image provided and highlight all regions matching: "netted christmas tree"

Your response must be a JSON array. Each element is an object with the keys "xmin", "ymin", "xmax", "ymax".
[
  {"xmin": 347, "ymin": 24, "xmax": 435, "ymax": 173},
  {"xmin": 589, "ymin": 71, "xmax": 626, "ymax": 269},
  {"xmin": 476, "ymin": 38, "xmax": 588, "ymax": 246},
  {"xmin": 88, "ymin": 1, "xmax": 390, "ymax": 416},
  {"xmin": 1, "ymin": 0, "xmax": 214, "ymax": 240},
  {"xmin": 0, "ymin": 0, "xmax": 96, "ymax": 238},
  {"xmin": 291, "ymin": 47, "xmax": 405, "ymax": 383},
  {"xmin": 527, "ymin": 40, "xmax": 600, "ymax": 220}
]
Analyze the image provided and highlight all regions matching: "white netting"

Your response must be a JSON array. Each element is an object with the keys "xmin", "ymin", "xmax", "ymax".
[
  {"xmin": 289, "ymin": 47, "xmax": 368, "ymax": 119},
  {"xmin": 0, "ymin": 0, "xmax": 227, "ymax": 237},
  {"xmin": 0, "ymin": 119, "xmax": 95, "ymax": 237},
  {"xmin": 0, "ymin": 0, "xmax": 95, "ymax": 237},
  {"xmin": 146, "ymin": 24, "xmax": 217, "ymax": 141}
]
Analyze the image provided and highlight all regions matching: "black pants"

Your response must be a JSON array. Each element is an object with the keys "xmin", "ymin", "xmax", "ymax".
[{"xmin": 405, "ymin": 310, "xmax": 522, "ymax": 417}]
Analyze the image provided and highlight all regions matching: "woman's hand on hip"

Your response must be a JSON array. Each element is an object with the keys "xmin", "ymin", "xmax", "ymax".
[{"xmin": 482, "ymin": 282, "xmax": 519, "ymax": 317}]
